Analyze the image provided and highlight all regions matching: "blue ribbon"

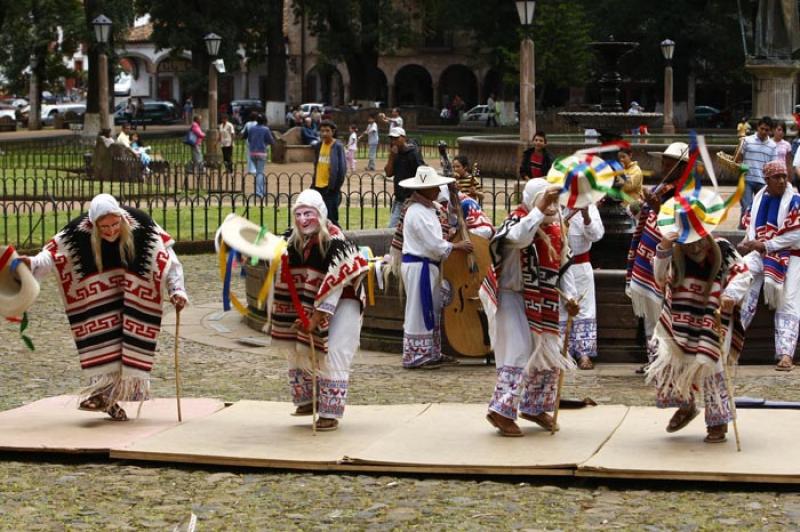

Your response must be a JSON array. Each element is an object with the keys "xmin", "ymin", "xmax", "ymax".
[
  {"xmin": 402, "ymin": 254, "xmax": 439, "ymax": 331},
  {"xmin": 222, "ymin": 248, "xmax": 236, "ymax": 311}
]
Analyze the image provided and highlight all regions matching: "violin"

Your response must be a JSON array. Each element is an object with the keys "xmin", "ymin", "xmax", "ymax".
[{"xmin": 441, "ymin": 159, "xmax": 492, "ymax": 357}]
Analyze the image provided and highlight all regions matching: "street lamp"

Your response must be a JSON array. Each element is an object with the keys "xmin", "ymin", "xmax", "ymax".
[
  {"xmin": 28, "ymin": 54, "xmax": 40, "ymax": 130},
  {"xmin": 661, "ymin": 38, "xmax": 675, "ymax": 135},
  {"xmin": 93, "ymin": 15, "xmax": 112, "ymax": 131},
  {"xmin": 204, "ymin": 32, "xmax": 222, "ymax": 167},
  {"xmin": 515, "ymin": 0, "xmax": 536, "ymax": 150}
]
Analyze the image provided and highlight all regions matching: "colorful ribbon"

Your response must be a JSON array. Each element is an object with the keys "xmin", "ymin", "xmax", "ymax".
[
  {"xmin": 281, "ymin": 253, "xmax": 309, "ymax": 330},
  {"xmin": 256, "ymin": 239, "xmax": 288, "ymax": 310}
]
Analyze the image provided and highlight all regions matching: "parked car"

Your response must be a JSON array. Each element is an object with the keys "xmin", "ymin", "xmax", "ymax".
[
  {"xmin": 694, "ymin": 105, "xmax": 721, "ymax": 127},
  {"xmin": 0, "ymin": 97, "xmax": 28, "ymax": 109},
  {"xmin": 460, "ymin": 104, "xmax": 519, "ymax": 125},
  {"xmin": 0, "ymin": 104, "xmax": 16, "ymax": 120},
  {"xmin": 230, "ymin": 99, "xmax": 264, "ymax": 121},
  {"xmin": 19, "ymin": 103, "xmax": 87, "ymax": 125},
  {"xmin": 113, "ymin": 99, "xmax": 181, "ymax": 125},
  {"xmin": 299, "ymin": 102, "xmax": 325, "ymax": 118}
]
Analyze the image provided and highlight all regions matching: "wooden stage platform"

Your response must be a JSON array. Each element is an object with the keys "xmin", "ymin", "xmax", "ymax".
[{"xmin": 1, "ymin": 397, "xmax": 798, "ymax": 484}]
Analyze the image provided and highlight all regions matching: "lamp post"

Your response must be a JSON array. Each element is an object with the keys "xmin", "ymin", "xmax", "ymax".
[
  {"xmin": 93, "ymin": 15, "xmax": 112, "ymax": 131},
  {"xmin": 516, "ymin": 0, "xmax": 536, "ymax": 149},
  {"xmin": 204, "ymin": 32, "xmax": 222, "ymax": 167},
  {"xmin": 28, "ymin": 54, "xmax": 40, "ymax": 131},
  {"xmin": 661, "ymin": 38, "xmax": 675, "ymax": 135}
]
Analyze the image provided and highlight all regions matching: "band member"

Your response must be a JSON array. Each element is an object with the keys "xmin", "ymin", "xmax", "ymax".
[
  {"xmin": 626, "ymin": 142, "xmax": 689, "ymax": 372},
  {"xmin": 738, "ymin": 160, "xmax": 800, "ymax": 371},
  {"xmin": 562, "ymin": 202, "xmax": 604, "ymax": 370},
  {"xmin": 485, "ymin": 178, "xmax": 579, "ymax": 437},
  {"xmin": 398, "ymin": 166, "xmax": 473, "ymax": 369},
  {"xmin": 271, "ymin": 189, "xmax": 370, "ymax": 431},
  {"xmin": 647, "ymin": 189, "xmax": 752, "ymax": 444},
  {"xmin": 437, "ymin": 182, "xmax": 494, "ymax": 240},
  {"xmin": 19, "ymin": 194, "xmax": 187, "ymax": 421}
]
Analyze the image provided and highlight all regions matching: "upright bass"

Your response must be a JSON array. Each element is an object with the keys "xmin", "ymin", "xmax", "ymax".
[{"xmin": 440, "ymin": 152, "xmax": 493, "ymax": 357}]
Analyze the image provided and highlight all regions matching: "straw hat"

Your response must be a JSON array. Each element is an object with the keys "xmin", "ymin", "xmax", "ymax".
[
  {"xmin": 657, "ymin": 188, "xmax": 725, "ymax": 244},
  {"xmin": 0, "ymin": 246, "xmax": 40, "ymax": 318},
  {"xmin": 218, "ymin": 214, "xmax": 284, "ymax": 260},
  {"xmin": 546, "ymin": 154, "xmax": 622, "ymax": 209},
  {"xmin": 398, "ymin": 165, "xmax": 455, "ymax": 189},
  {"xmin": 648, "ymin": 142, "xmax": 690, "ymax": 162}
]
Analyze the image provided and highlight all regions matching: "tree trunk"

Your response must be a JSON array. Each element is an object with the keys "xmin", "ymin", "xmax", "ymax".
[
  {"xmin": 345, "ymin": 52, "xmax": 379, "ymax": 101},
  {"xmin": 265, "ymin": 0, "xmax": 286, "ymax": 101},
  {"xmin": 687, "ymin": 69, "xmax": 696, "ymax": 125}
]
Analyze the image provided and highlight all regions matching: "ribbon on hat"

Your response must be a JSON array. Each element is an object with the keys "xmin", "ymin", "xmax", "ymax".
[
  {"xmin": 218, "ymin": 241, "xmax": 252, "ymax": 317},
  {"xmin": 549, "ymin": 152, "xmax": 632, "ymax": 206},
  {"xmin": 0, "ymin": 246, "xmax": 35, "ymax": 351},
  {"xmin": 359, "ymin": 246, "xmax": 376, "ymax": 306},
  {"xmin": 256, "ymin": 239, "xmax": 288, "ymax": 310}
]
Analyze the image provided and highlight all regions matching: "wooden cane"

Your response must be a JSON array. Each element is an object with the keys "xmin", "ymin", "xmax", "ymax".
[
  {"xmin": 715, "ymin": 309, "xmax": 741, "ymax": 452},
  {"xmin": 551, "ymin": 314, "xmax": 574, "ymax": 435},
  {"xmin": 310, "ymin": 339, "xmax": 318, "ymax": 436},
  {"xmin": 174, "ymin": 308, "xmax": 183, "ymax": 423}
]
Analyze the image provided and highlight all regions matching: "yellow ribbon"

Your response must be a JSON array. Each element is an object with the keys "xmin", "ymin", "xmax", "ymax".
[
  {"xmin": 256, "ymin": 239, "xmax": 288, "ymax": 309},
  {"xmin": 362, "ymin": 246, "xmax": 376, "ymax": 306}
]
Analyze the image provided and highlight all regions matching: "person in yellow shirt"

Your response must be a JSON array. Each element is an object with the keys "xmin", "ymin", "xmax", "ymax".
[
  {"xmin": 737, "ymin": 117, "xmax": 751, "ymax": 138},
  {"xmin": 618, "ymin": 147, "xmax": 644, "ymax": 209},
  {"xmin": 311, "ymin": 120, "xmax": 347, "ymax": 225}
]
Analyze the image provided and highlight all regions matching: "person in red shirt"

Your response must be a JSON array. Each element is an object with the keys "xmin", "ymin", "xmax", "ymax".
[{"xmin": 519, "ymin": 131, "xmax": 554, "ymax": 180}]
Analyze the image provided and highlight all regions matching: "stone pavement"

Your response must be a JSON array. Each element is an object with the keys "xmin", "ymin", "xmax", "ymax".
[{"xmin": 2, "ymin": 253, "xmax": 800, "ymax": 529}]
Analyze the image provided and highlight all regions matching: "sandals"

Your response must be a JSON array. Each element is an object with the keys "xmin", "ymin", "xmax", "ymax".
[
  {"xmin": 106, "ymin": 403, "xmax": 128, "ymax": 422},
  {"xmin": 292, "ymin": 403, "xmax": 314, "ymax": 416},
  {"xmin": 776, "ymin": 355, "xmax": 793, "ymax": 372},
  {"xmin": 79, "ymin": 394, "xmax": 108, "ymax": 412},
  {"xmin": 666, "ymin": 406, "xmax": 700, "ymax": 433},
  {"xmin": 314, "ymin": 418, "xmax": 339, "ymax": 432},
  {"xmin": 520, "ymin": 412, "xmax": 560, "ymax": 432},
  {"xmin": 704, "ymin": 424, "xmax": 728, "ymax": 444},
  {"xmin": 578, "ymin": 356, "xmax": 594, "ymax": 370},
  {"xmin": 486, "ymin": 411, "xmax": 523, "ymax": 437}
]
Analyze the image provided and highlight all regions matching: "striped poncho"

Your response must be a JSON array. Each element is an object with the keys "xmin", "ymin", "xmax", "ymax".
[
  {"xmin": 271, "ymin": 222, "xmax": 369, "ymax": 354},
  {"xmin": 626, "ymin": 206, "xmax": 663, "ymax": 312},
  {"xmin": 45, "ymin": 207, "xmax": 174, "ymax": 404},
  {"xmin": 647, "ymin": 239, "xmax": 751, "ymax": 399}
]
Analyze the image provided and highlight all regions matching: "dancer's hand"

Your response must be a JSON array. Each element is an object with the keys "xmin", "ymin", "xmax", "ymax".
[
  {"xmin": 738, "ymin": 240, "xmax": 766, "ymax": 255},
  {"xmin": 565, "ymin": 298, "xmax": 580, "ymax": 317},
  {"xmin": 580, "ymin": 207, "xmax": 591, "ymax": 225},
  {"xmin": 535, "ymin": 186, "xmax": 561, "ymax": 211},
  {"xmin": 719, "ymin": 296, "xmax": 735, "ymax": 314},
  {"xmin": 171, "ymin": 294, "xmax": 187, "ymax": 311},
  {"xmin": 454, "ymin": 240, "xmax": 474, "ymax": 253},
  {"xmin": 659, "ymin": 231, "xmax": 680, "ymax": 250}
]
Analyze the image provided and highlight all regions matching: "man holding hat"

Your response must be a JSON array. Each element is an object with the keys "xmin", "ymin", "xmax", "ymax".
[
  {"xmin": 270, "ymin": 189, "xmax": 370, "ymax": 430},
  {"xmin": 385, "ymin": 127, "xmax": 425, "ymax": 228},
  {"xmin": 485, "ymin": 178, "xmax": 580, "ymax": 437},
  {"xmin": 738, "ymin": 160, "xmax": 800, "ymax": 371},
  {"xmin": 18, "ymin": 193, "xmax": 188, "ymax": 421},
  {"xmin": 627, "ymin": 142, "xmax": 690, "ymax": 372},
  {"xmin": 398, "ymin": 166, "xmax": 474, "ymax": 369},
  {"xmin": 647, "ymin": 188, "xmax": 752, "ymax": 443}
]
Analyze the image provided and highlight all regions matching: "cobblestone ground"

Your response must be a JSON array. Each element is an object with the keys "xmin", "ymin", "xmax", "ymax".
[{"xmin": 2, "ymin": 254, "xmax": 800, "ymax": 530}]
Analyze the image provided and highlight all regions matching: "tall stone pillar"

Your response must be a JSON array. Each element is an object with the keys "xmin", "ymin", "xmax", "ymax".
[{"xmin": 746, "ymin": 59, "xmax": 800, "ymax": 127}]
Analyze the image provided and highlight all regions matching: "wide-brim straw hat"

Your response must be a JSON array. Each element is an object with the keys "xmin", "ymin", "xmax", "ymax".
[
  {"xmin": 657, "ymin": 188, "xmax": 725, "ymax": 244},
  {"xmin": 218, "ymin": 214, "xmax": 284, "ymax": 260},
  {"xmin": 398, "ymin": 165, "xmax": 455, "ymax": 189},
  {"xmin": 546, "ymin": 154, "xmax": 622, "ymax": 209},
  {"xmin": 0, "ymin": 245, "xmax": 40, "ymax": 318},
  {"xmin": 648, "ymin": 141, "xmax": 690, "ymax": 161}
]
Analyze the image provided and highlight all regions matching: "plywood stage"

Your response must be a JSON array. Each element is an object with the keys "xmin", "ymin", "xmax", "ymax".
[{"xmin": 2, "ymin": 397, "xmax": 800, "ymax": 483}]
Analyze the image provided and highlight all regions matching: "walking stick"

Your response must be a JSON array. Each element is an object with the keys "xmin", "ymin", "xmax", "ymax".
[
  {"xmin": 715, "ymin": 309, "xmax": 741, "ymax": 452},
  {"xmin": 551, "ymin": 314, "xmax": 574, "ymax": 435},
  {"xmin": 174, "ymin": 308, "xmax": 183, "ymax": 422},
  {"xmin": 310, "ymin": 339, "xmax": 318, "ymax": 436}
]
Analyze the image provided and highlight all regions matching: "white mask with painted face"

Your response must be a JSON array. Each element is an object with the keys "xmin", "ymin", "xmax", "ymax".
[{"xmin": 294, "ymin": 207, "xmax": 320, "ymax": 236}]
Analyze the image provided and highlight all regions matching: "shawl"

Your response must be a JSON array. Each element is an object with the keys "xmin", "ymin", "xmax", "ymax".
[
  {"xmin": 742, "ymin": 185, "xmax": 800, "ymax": 309},
  {"xmin": 491, "ymin": 205, "xmax": 574, "ymax": 371},
  {"xmin": 626, "ymin": 207, "xmax": 664, "ymax": 315},
  {"xmin": 271, "ymin": 221, "xmax": 369, "ymax": 354},
  {"xmin": 45, "ymin": 207, "xmax": 173, "ymax": 404},
  {"xmin": 646, "ymin": 239, "xmax": 750, "ymax": 399},
  {"xmin": 460, "ymin": 194, "xmax": 495, "ymax": 236}
]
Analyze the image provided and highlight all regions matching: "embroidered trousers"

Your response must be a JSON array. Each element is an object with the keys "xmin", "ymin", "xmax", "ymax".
[{"xmin": 559, "ymin": 262, "xmax": 598, "ymax": 359}]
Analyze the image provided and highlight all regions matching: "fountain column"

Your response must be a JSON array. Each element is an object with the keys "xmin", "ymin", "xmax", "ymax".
[{"xmin": 519, "ymin": 37, "xmax": 536, "ymax": 146}]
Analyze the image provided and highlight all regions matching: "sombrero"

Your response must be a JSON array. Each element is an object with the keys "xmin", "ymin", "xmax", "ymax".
[
  {"xmin": 657, "ymin": 188, "xmax": 725, "ymax": 244},
  {"xmin": 547, "ymin": 154, "xmax": 623, "ymax": 209},
  {"xmin": 0, "ymin": 245, "xmax": 40, "ymax": 318},
  {"xmin": 398, "ymin": 165, "xmax": 455, "ymax": 189},
  {"xmin": 218, "ymin": 214, "xmax": 284, "ymax": 261}
]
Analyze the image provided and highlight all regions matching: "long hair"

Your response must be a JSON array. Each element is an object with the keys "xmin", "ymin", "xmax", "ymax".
[
  {"xmin": 287, "ymin": 211, "xmax": 332, "ymax": 258},
  {"xmin": 90, "ymin": 215, "xmax": 135, "ymax": 272}
]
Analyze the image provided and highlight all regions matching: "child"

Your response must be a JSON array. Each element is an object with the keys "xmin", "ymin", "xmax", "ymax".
[
  {"xmin": 130, "ymin": 132, "xmax": 152, "ymax": 170},
  {"xmin": 346, "ymin": 124, "xmax": 358, "ymax": 173},
  {"xmin": 519, "ymin": 131, "xmax": 553, "ymax": 180}
]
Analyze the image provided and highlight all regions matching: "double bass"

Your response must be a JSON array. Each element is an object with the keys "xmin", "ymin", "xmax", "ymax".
[{"xmin": 440, "ymin": 151, "xmax": 493, "ymax": 357}]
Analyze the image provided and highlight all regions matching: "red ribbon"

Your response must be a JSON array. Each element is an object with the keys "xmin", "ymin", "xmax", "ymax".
[
  {"xmin": 0, "ymin": 245, "xmax": 15, "ymax": 273},
  {"xmin": 281, "ymin": 254, "xmax": 309, "ymax": 330}
]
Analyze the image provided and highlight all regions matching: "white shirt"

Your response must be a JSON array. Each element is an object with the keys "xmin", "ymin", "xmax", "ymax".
[
  {"xmin": 389, "ymin": 116, "xmax": 404, "ymax": 130},
  {"xmin": 116, "ymin": 131, "xmax": 130, "ymax": 148},
  {"xmin": 497, "ymin": 207, "xmax": 545, "ymax": 291},
  {"xmin": 219, "ymin": 121, "xmax": 235, "ymax": 147},
  {"xmin": 366, "ymin": 122, "xmax": 379, "ymax": 145},
  {"xmin": 347, "ymin": 132, "xmax": 358, "ymax": 151},
  {"xmin": 402, "ymin": 203, "xmax": 452, "ymax": 261},
  {"xmin": 566, "ymin": 204, "xmax": 604, "ymax": 255}
]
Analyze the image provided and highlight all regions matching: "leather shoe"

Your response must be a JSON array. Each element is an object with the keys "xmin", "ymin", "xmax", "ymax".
[
  {"xmin": 486, "ymin": 411, "xmax": 523, "ymax": 437},
  {"xmin": 519, "ymin": 412, "xmax": 559, "ymax": 432}
]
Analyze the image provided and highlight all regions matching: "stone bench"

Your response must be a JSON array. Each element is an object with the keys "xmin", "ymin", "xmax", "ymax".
[{"xmin": 271, "ymin": 126, "xmax": 316, "ymax": 164}]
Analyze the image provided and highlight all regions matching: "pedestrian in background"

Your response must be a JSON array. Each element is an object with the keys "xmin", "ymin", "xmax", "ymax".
[
  {"xmin": 361, "ymin": 114, "xmax": 380, "ymax": 171},
  {"xmin": 311, "ymin": 120, "xmax": 347, "ymax": 225},
  {"xmin": 247, "ymin": 114, "xmax": 275, "ymax": 198},
  {"xmin": 346, "ymin": 124, "xmax": 358, "ymax": 174},
  {"xmin": 219, "ymin": 114, "xmax": 236, "ymax": 173}
]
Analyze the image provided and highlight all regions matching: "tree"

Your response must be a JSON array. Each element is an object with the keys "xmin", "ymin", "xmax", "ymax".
[{"xmin": 296, "ymin": 0, "xmax": 415, "ymax": 101}]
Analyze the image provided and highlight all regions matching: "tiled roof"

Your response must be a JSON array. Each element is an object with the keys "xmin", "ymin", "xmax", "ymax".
[{"xmin": 126, "ymin": 23, "xmax": 153, "ymax": 43}]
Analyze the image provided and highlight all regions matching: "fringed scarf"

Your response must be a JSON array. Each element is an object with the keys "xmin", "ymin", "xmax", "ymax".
[
  {"xmin": 45, "ymin": 207, "xmax": 173, "ymax": 405},
  {"xmin": 271, "ymin": 222, "xmax": 369, "ymax": 354},
  {"xmin": 646, "ymin": 239, "xmax": 750, "ymax": 400},
  {"xmin": 742, "ymin": 185, "xmax": 800, "ymax": 309},
  {"xmin": 491, "ymin": 205, "xmax": 575, "ymax": 371}
]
